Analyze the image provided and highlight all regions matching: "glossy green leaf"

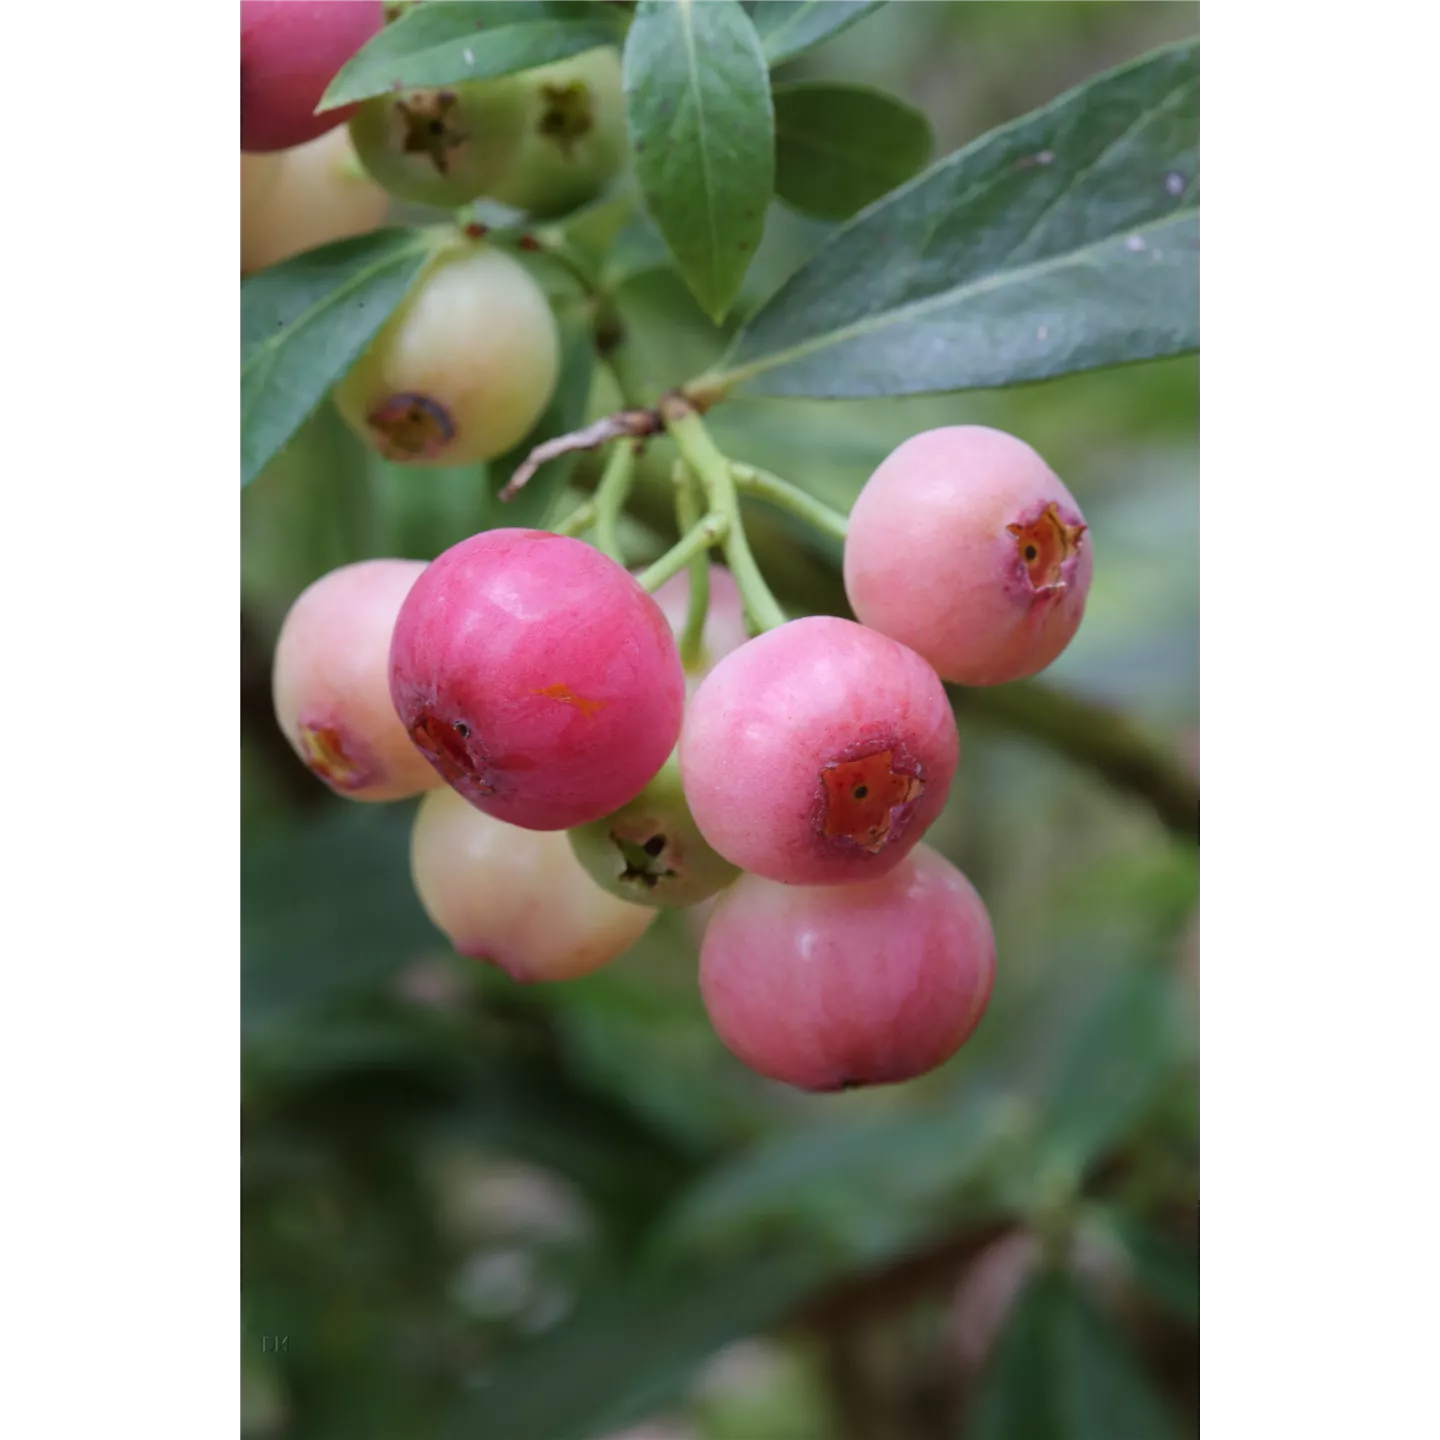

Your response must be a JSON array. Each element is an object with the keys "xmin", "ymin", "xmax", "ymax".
[
  {"xmin": 773, "ymin": 80, "xmax": 933, "ymax": 219},
  {"xmin": 1039, "ymin": 965, "xmax": 1188, "ymax": 1175},
  {"xmin": 623, "ymin": 0, "xmax": 774, "ymax": 322},
  {"xmin": 705, "ymin": 38, "xmax": 1199, "ymax": 398},
  {"xmin": 750, "ymin": 0, "xmax": 887, "ymax": 66},
  {"xmin": 488, "ymin": 304, "xmax": 598, "ymax": 530},
  {"xmin": 319, "ymin": 2, "xmax": 625, "ymax": 110},
  {"xmin": 446, "ymin": 1251, "xmax": 826, "ymax": 1440},
  {"xmin": 241, "ymin": 229, "xmax": 434, "ymax": 488},
  {"xmin": 969, "ymin": 1267, "xmax": 1182, "ymax": 1440}
]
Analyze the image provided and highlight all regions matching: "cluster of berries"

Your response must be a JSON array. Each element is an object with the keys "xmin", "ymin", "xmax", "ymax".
[
  {"xmin": 271, "ymin": 426, "xmax": 1093, "ymax": 1092},
  {"xmin": 242, "ymin": 1, "xmax": 620, "ymax": 467}
]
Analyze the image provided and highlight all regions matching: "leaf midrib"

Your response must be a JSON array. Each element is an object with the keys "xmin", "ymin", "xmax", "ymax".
[
  {"xmin": 711, "ymin": 207, "xmax": 1196, "ymax": 388},
  {"xmin": 676, "ymin": 0, "xmax": 721, "ymax": 303}
]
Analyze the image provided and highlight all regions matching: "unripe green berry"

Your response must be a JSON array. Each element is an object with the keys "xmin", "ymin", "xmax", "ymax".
[
  {"xmin": 484, "ymin": 49, "xmax": 627, "ymax": 219},
  {"xmin": 348, "ymin": 80, "xmax": 527, "ymax": 208},
  {"xmin": 568, "ymin": 754, "xmax": 741, "ymax": 910},
  {"xmin": 333, "ymin": 239, "xmax": 560, "ymax": 466}
]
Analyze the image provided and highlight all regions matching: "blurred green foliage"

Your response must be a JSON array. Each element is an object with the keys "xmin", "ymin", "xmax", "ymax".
[{"xmin": 242, "ymin": 5, "xmax": 1198, "ymax": 1437}]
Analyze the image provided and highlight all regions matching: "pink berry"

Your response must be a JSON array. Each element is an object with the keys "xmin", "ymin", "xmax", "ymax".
[
  {"xmin": 649, "ymin": 564, "xmax": 749, "ymax": 692},
  {"xmin": 411, "ymin": 786, "xmax": 654, "ymax": 982},
  {"xmin": 272, "ymin": 559, "xmax": 443, "ymax": 801},
  {"xmin": 390, "ymin": 530, "xmax": 686, "ymax": 831},
  {"xmin": 843, "ymin": 426, "xmax": 1093, "ymax": 686},
  {"xmin": 241, "ymin": 1, "xmax": 384, "ymax": 154},
  {"xmin": 679, "ymin": 616, "xmax": 958, "ymax": 885},
  {"xmin": 700, "ymin": 845, "xmax": 996, "ymax": 1091}
]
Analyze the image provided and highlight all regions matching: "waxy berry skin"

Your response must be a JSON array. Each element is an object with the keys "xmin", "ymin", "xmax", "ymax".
[
  {"xmin": 679, "ymin": 617, "xmax": 958, "ymax": 886},
  {"xmin": 700, "ymin": 845, "xmax": 996, "ymax": 1092},
  {"xmin": 272, "ymin": 559, "xmax": 443, "ymax": 802},
  {"xmin": 843, "ymin": 426, "xmax": 1093, "ymax": 687},
  {"xmin": 390, "ymin": 530, "xmax": 687, "ymax": 831},
  {"xmin": 411, "ymin": 787, "xmax": 654, "ymax": 982},
  {"xmin": 241, "ymin": 1, "xmax": 384, "ymax": 154}
]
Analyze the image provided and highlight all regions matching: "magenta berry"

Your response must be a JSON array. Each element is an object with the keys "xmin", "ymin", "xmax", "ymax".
[
  {"xmin": 240, "ymin": 1, "xmax": 384, "ymax": 154},
  {"xmin": 700, "ymin": 845, "xmax": 996, "ymax": 1091},
  {"xmin": 390, "ymin": 530, "xmax": 686, "ymax": 831},
  {"xmin": 679, "ymin": 617, "xmax": 958, "ymax": 886},
  {"xmin": 568, "ymin": 753, "xmax": 741, "ymax": 909},
  {"xmin": 411, "ymin": 786, "xmax": 654, "ymax": 982},
  {"xmin": 844, "ymin": 426, "xmax": 1093, "ymax": 686},
  {"xmin": 272, "ymin": 559, "xmax": 442, "ymax": 801}
]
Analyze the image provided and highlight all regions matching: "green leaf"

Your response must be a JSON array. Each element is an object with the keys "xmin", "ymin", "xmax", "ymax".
[
  {"xmin": 243, "ymin": 803, "xmax": 433, "ymax": 1048},
  {"xmin": 749, "ymin": 0, "xmax": 887, "ymax": 66},
  {"xmin": 969, "ymin": 1267, "xmax": 1181, "ymax": 1440},
  {"xmin": 773, "ymin": 80, "xmax": 933, "ymax": 220},
  {"xmin": 319, "ymin": 2, "xmax": 625, "ymax": 110},
  {"xmin": 241, "ymin": 229, "xmax": 434, "ymax": 488},
  {"xmin": 659, "ymin": 1094, "xmax": 1019, "ymax": 1263},
  {"xmin": 1039, "ymin": 965, "xmax": 1187, "ymax": 1175},
  {"xmin": 446, "ymin": 1251, "xmax": 826, "ymax": 1440},
  {"xmin": 599, "ymin": 210, "xmax": 674, "ymax": 290},
  {"xmin": 705, "ymin": 39, "xmax": 1199, "ymax": 399},
  {"xmin": 488, "ymin": 303, "xmax": 598, "ymax": 530},
  {"xmin": 1100, "ymin": 1213, "xmax": 1199, "ymax": 1326},
  {"xmin": 623, "ymin": 0, "xmax": 774, "ymax": 322}
]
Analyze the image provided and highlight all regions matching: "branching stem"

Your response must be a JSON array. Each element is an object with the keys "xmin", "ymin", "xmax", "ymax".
[
  {"xmin": 731, "ymin": 462, "xmax": 851, "ymax": 545},
  {"xmin": 637, "ymin": 513, "xmax": 729, "ymax": 593},
  {"xmin": 661, "ymin": 399, "xmax": 787, "ymax": 634}
]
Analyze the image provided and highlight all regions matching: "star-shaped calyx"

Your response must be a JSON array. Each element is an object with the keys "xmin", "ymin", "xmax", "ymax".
[
  {"xmin": 1006, "ymin": 502, "xmax": 1087, "ymax": 591},
  {"xmin": 820, "ymin": 750, "xmax": 924, "ymax": 854},
  {"xmin": 536, "ymin": 82, "xmax": 595, "ymax": 158},
  {"xmin": 396, "ymin": 90, "xmax": 468, "ymax": 175},
  {"xmin": 614, "ymin": 833, "xmax": 677, "ymax": 890},
  {"xmin": 366, "ymin": 393, "xmax": 456, "ymax": 461}
]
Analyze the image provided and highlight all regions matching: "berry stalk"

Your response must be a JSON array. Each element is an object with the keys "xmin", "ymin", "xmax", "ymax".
[
  {"xmin": 671, "ymin": 459, "xmax": 710, "ymax": 672},
  {"xmin": 591, "ymin": 440, "xmax": 637, "ymax": 563},
  {"xmin": 731, "ymin": 462, "xmax": 851, "ymax": 545},
  {"xmin": 637, "ymin": 512, "xmax": 729, "ymax": 593},
  {"xmin": 661, "ymin": 398, "xmax": 787, "ymax": 634}
]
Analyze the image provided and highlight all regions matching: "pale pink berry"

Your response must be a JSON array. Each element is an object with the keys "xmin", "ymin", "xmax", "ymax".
[
  {"xmin": 679, "ymin": 616, "xmax": 958, "ymax": 885},
  {"xmin": 411, "ymin": 786, "xmax": 654, "ymax": 982},
  {"xmin": 700, "ymin": 845, "xmax": 996, "ymax": 1091},
  {"xmin": 272, "ymin": 559, "xmax": 443, "ymax": 801},
  {"xmin": 390, "ymin": 530, "xmax": 686, "ymax": 831},
  {"xmin": 649, "ymin": 564, "xmax": 749, "ymax": 691},
  {"xmin": 843, "ymin": 426, "xmax": 1093, "ymax": 686}
]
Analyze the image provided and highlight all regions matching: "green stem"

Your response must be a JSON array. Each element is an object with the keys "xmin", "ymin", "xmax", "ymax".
[
  {"xmin": 591, "ymin": 442, "xmax": 636, "ymax": 563},
  {"xmin": 637, "ymin": 513, "xmax": 728, "ymax": 593},
  {"xmin": 661, "ymin": 399, "xmax": 788, "ymax": 634},
  {"xmin": 731, "ymin": 463, "xmax": 851, "ymax": 545},
  {"xmin": 552, "ymin": 498, "xmax": 595, "ymax": 538},
  {"xmin": 673, "ymin": 460, "xmax": 711, "ymax": 672}
]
